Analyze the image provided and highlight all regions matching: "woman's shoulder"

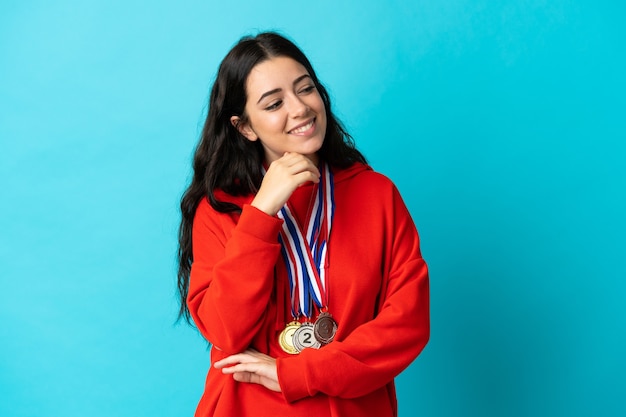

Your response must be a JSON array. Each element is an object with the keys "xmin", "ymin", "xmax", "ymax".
[
  {"xmin": 334, "ymin": 162, "xmax": 397, "ymax": 190},
  {"xmin": 213, "ymin": 189, "xmax": 254, "ymax": 206},
  {"xmin": 194, "ymin": 191, "xmax": 253, "ymax": 222}
]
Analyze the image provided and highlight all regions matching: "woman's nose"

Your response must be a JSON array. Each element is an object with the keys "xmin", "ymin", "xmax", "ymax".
[{"xmin": 288, "ymin": 96, "xmax": 309, "ymax": 118}]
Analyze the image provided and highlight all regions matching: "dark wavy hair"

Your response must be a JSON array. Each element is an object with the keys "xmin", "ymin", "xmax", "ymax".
[{"xmin": 177, "ymin": 32, "xmax": 367, "ymax": 324}]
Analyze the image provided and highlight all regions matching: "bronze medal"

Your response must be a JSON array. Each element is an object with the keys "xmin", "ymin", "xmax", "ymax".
[
  {"xmin": 278, "ymin": 321, "xmax": 301, "ymax": 354},
  {"xmin": 314, "ymin": 312, "xmax": 338, "ymax": 345},
  {"xmin": 292, "ymin": 322, "xmax": 321, "ymax": 352}
]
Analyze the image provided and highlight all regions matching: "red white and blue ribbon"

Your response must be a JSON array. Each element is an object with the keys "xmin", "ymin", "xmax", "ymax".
[{"xmin": 277, "ymin": 163, "xmax": 334, "ymax": 319}]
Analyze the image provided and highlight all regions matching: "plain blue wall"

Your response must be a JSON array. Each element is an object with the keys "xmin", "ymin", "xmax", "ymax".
[{"xmin": 1, "ymin": 1, "xmax": 624, "ymax": 416}]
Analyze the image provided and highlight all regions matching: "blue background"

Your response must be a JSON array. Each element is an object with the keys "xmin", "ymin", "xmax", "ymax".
[{"xmin": 1, "ymin": 1, "xmax": 624, "ymax": 416}]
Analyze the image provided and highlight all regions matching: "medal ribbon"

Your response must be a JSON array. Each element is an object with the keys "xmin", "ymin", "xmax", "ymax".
[{"xmin": 277, "ymin": 163, "xmax": 334, "ymax": 319}]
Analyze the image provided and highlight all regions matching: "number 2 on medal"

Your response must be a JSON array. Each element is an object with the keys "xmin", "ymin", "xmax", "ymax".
[{"xmin": 303, "ymin": 332, "xmax": 311, "ymax": 344}]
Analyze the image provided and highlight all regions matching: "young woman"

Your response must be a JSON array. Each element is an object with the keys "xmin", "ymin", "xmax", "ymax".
[{"xmin": 177, "ymin": 32, "xmax": 429, "ymax": 417}]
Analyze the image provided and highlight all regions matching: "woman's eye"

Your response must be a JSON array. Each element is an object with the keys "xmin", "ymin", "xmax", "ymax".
[
  {"xmin": 299, "ymin": 85, "xmax": 316, "ymax": 94},
  {"xmin": 265, "ymin": 100, "xmax": 282, "ymax": 111}
]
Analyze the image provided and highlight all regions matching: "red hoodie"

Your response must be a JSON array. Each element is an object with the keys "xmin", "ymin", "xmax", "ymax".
[{"xmin": 188, "ymin": 162, "xmax": 430, "ymax": 417}]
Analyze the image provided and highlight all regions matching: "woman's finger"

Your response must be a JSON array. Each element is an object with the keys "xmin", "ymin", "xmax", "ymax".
[
  {"xmin": 214, "ymin": 352, "xmax": 256, "ymax": 369},
  {"xmin": 214, "ymin": 350, "xmax": 281, "ymax": 392},
  {"xmin": 252, "ymin": 153, "xmax": 321, "ymax": 215},
  {"xmin": 213, "ymin": 349, "xmax": 269, "ymax": 369}
]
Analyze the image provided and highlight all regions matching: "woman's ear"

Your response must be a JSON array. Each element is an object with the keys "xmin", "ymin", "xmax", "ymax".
[{"xmin": 230, "ymin": 116, "xmax": 258, "ymax": 141}]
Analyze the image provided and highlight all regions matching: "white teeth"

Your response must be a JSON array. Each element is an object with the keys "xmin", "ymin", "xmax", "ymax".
[{"xmin": 290, "ymin": 120, "xmax": 314, "ymax": 134}]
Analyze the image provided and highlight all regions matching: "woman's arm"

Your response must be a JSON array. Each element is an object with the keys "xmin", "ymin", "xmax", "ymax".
[
  {"xmin": 276, "ymin": 185, "xmax": 430, "ymax": 401},
  {"xmin": 188, "ymin": 153, "xmax": 321, "ymax": 354},
  {"xmin": 188, "ymin": 203, "xmax": 283, "ymax": 354},
  {"xmin": 214, "ymin": 184, "xmax": 430, "ymax": 400}
]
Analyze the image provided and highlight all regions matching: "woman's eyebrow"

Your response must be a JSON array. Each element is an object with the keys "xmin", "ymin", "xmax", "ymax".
[
  {"xmin": 293, "ymin": 74, "xmax": 311, "ymax": 85},
  {"xmin": 257, "ymin": 88, "xmax": 281, "ymax": 104},
  {"xmin": 256, "ymin": 74, "xmax": 312, "ymax": 104}
]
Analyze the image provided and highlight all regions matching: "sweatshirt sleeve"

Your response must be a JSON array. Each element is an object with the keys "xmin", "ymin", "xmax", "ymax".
[
  {"xmin": 276, "ymin": 185, "xmax": 430, "ymax": 401},
  {"xmin": 187, "ymin": 201, "xmax": 284, "ymax": 354}
]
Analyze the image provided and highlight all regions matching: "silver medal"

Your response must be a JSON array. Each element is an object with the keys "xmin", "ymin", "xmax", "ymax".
[{"xmin": 292, "ymin": 322, "xmax": 321, "ymax": 352}]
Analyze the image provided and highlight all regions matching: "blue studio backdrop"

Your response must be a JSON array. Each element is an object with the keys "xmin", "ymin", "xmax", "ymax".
[{"xmin": 1, "ymin": 1, "xmax": 624, "ymax": 416}]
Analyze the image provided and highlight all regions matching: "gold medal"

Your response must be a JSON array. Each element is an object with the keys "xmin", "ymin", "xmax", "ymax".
[{"xmin": 278, "ymin": 321, "xmax": 301, "ymax": 354}]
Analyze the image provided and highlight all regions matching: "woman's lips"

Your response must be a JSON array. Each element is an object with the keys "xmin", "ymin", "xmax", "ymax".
[{"xmin": 288, "ymin": 118, "xmax": 315, "ymax": 135}]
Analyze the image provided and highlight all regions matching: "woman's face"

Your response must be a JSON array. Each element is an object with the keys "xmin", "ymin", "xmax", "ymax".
[{"xmin": 233, "ymin": 56, "xmax": 327, "ymax": 165}]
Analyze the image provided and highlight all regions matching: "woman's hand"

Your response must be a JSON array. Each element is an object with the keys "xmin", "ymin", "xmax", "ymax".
[
  {"xmin": 214, "ymin": 349, "xmax": 281, "ymax": 392},
  {"xmin": 252, "ymin": 152, "xmax": 320, "ymax": 216}
]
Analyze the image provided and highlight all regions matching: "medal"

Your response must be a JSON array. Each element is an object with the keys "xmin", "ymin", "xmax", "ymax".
[
  {"xmin": 273, "ymin": 163, "xmax": 339, "ymax": 352},
  {"xmin": 314, "ymin": 312, "xmax": 337, "ymax": 345},
  {"xmin": 292, "ymin": 322, "xmax": 321, "ymax": 352},
  {"xmin": 278, "ymin": 321, "xmax": 301, "ymax": 354}
]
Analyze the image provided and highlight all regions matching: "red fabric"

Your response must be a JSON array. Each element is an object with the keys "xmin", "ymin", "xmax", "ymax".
[{"xmin": 188, "ymin": 163, "xmax": 430, "ymax": 417}]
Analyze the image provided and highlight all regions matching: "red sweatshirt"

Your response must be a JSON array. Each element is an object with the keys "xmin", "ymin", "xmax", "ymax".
[{"xmin": 188, "ymin": 162, "xmax": 429, "ymax": 417}]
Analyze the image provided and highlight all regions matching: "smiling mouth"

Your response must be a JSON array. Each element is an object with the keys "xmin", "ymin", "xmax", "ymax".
[{"xmin": 288, "ymin": 118, "xmax": 315, "ymax": 134}]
